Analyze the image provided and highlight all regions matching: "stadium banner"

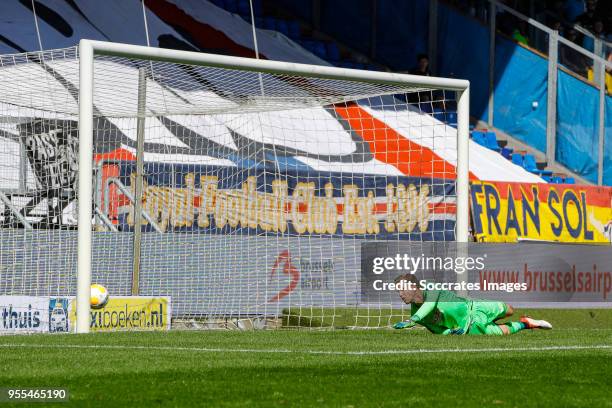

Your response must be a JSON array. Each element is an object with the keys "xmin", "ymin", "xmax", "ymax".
[
  {"xmin": 67, "ymin": 296, "xmax": 171, "ymax": 332},
  {"xmin": 470, "ymin": 181, "xmax": 612, "ymax": 243},
  {"xmin": 49, "ymin": 297, "xmax": 71, "ymax": 333},
  {"xmin": 0, "ymin": 296, "xmax": 49, "ymax": 333},
  {"xmin": 137, "ymin": 235, "xmax": 363, "ymax": 317},
  {"xmin": 19, "ymin": 119, "xmax": 78, "ymax": 193},
  {"xmin": 100, "ymin": 161, "xmax": 456, "ymax": 241}
]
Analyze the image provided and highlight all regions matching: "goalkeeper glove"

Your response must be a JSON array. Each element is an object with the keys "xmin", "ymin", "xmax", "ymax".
[{"xmin": 393, "ymin": 320, "xmax": 416, "ymax": 330}]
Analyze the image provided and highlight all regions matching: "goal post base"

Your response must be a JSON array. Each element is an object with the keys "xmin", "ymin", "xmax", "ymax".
[{"xmin": 172, "ymin": 316, "xmax": 283, "ymax": 331}]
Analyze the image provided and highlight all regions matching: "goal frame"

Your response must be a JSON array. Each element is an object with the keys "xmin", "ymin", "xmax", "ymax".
[{"xmin": 76, "ymin": 39, "xmax": 470, "ymax": 333}]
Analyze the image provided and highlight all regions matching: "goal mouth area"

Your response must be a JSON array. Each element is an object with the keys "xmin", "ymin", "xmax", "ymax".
[{"xmin": 0, "ymin": 40, "xmax": 470, "ymax": 333}]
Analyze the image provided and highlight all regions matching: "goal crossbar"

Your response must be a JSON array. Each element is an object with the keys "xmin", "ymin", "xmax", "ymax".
[{"xmin": 76, "ymin": 39, "xmax": 471, "ymax": 333}]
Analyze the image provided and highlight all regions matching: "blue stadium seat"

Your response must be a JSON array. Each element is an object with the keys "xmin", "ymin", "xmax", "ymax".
[
  {"xmin": 225, "ymin": 0, "xmax": 238, "ymax": 13},
  {"xmin": 446, "ymin": 112, "xmax": 457, "ymax": 126},
  {"xmin": 500, "ymin": 147, "xmax": 513, "ymax": 159},
  {"xmin": 433, "ymin": 108, "xmax": 445, "ymax": 122},
  {"xmin": 419, "ymin": 103, "xmax": 433, "ymax": 114},
  {"xmin": 299, "ymin": 40, "xmax": 328, "ymax": 59},
  {"xmin": 276, "ymin": 20, "xmax": 290, "ymax": 37},
  {"xmin": 288, "ymin": 21, "xmax": 301, "ymax": 39},
  {"xmin": 564, "ymin": 177, "xmax": 575, "ymax": 184},
  {"xmin": 237, "ymin": 0, "xmax": 250, "ymax": 15},
  {"xmin": 484, "ymin": 131, "xmax": 501, "ymax": 152},
  {"xmin": 312, "ymin": 42, "xmax": 328, "ymax": 59},
  {"xmin": 252, "ymin": 0, "xmax": 263, "ymax": 16},
  {"xmin": 511, "ymin": 153, "xmax": 524, "ymax": 167},
  {"xmin": 542, "ymin": 175, "xmax": 552, "ymax": 183},
  {"xmin": 523, "ymin": 154, "xmax": 538, "ymax": 172},
  {"xmin": 326, "ymin": 43, "xmax": 340, "ymax": 62},
  {"xmin": 471, "ymin": 131, "xmax": 487, "ymax": 148},
  {"xmin": 263, "ymin": 17, "xmax": 277, "ymax": 30},
  {"xmin": 552, "ymin": 175, "xmax": 563, "ymax": 184},
  {"xmin": 524, "ymin": 154, "xmax": 553, "ymax": 176}
]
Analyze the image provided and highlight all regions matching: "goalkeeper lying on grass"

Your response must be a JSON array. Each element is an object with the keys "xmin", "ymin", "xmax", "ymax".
[{"xmin": 392, "ymin": 274, "xmax": 552, "ymax": 335}]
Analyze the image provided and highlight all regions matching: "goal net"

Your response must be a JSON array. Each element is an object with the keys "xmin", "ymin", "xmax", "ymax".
[{"xmin": 0, "ymin": 41, "xmax": 469, "ymax": 333}]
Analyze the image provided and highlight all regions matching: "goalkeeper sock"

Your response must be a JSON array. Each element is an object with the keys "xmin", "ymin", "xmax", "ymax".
[{"xmin": 504, "ymin": 322, "xmax": 527, "ymax": 334}]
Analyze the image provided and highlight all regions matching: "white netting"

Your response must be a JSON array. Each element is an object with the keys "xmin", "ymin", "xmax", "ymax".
[{"xmin": 0, "ymin": 46, "xmax": 461, "ymax": 330}]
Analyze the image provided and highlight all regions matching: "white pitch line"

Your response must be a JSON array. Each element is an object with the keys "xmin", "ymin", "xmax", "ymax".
[{"xmin": 0, "ymin": 343, "xmax": 609, "ymax": 356}]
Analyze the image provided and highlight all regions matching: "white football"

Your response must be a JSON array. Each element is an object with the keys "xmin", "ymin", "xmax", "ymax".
[{"xmin": 90, "ymin": 284, "xmax": 109, "ymax": 309}]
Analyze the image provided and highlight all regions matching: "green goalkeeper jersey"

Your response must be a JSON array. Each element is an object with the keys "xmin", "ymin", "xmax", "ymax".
[{"xmin": 410, "ymin": 288, "xmax": 472, "ymax": 334}]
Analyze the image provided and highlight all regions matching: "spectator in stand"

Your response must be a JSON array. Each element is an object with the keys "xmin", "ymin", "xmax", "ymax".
[
  {"xmin": 594, "ymin": 0, "xmax": 611, "ymax": 33},
  {"xmin": 550, "ymin": 18, "xmax": 563, "ymax": 34},
  {"xmin": 560, "ymin": 28, "xmax": 589, "ymax": 75},
  {"xmin": 407, "ymin": 54, "xmax": 433, "ymax": 105},
  {"xmin": 496, "ymin": 2, "xmax": 518, "ymax": 36},
  {"xmin": 409, "ymin": 54, "xmax": 431, "ymax": 77},
  {"xmin": 512, "ymin": 20, "xmax": 530, "ymax": 45},
  {"xmin": 565, "ymin": 0, "xmax": 586, "ymax": 23},
  {"xmin": 607, "ymin": 51, "xmax": 612, "ymax": 94},
  {"xmin": 539, "ymin": 1, "xmax": 567, "ymax": 28},
  {"xmin": 575, "ymin": 0, "xmax": 597, "ymax": 30},
  {"xmin": 582, "ymin": 19, "xmax": 606, "ymax": 52},
  {"xmin": 606, "ymin": 51, "xmax": 612, "ymax": 94},
  {"xmin": 588, "ymin": 50, "xmax": 612, "ymax": 94}
]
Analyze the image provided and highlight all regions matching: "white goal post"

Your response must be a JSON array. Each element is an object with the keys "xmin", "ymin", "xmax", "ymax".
[
  {"xmin": 0, "ymin": 39, "xmax": 469, "ymax": 333},
  {"xmin": 75, "ymin": 40, "xmax": 470, "ymax": 333}
]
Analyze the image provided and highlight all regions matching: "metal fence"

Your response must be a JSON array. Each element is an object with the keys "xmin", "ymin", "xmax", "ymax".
[
  {"xmin": 431, "ymin": 0, "xmax": 611, "ymax": 185},
  {"xmin": 491, "ymin": 0, "xmax": 610, "ymax": 184}
]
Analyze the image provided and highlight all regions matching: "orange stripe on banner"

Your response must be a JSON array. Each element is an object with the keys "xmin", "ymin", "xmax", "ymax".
[
  {"xmin": 145, "ymin": 0, "xmax": 265, "ymax": 60},
  {"xmin": 280, "ymin": 202, "xmax": 455, "ymax": 215},
  {"xmin": 334, "ymin": 104, "xmax": 477, "ymax": 181},
  {"xmin": 429, "ymin": 203, "xmax": 457, "ymax": 214},
  {"xmin": 474, "ymin": 181, "xmax": 612, "ymax": 208},
  {"xmin": 94, "ymin": 148, "xmax": 136, "ymax": 163},
  {"xmin": 335, "ymin": 203, "xmax": 385, "ymax": 215},
  {"xmin": 93, "ymin": 148, "xmax": 136, "ymax": 225},
  {"xmin": 340, "ymin": 202, "xmax": 454, "ymax": 215}
]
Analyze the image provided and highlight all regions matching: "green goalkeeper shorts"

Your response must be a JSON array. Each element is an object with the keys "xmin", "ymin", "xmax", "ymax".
[{"xmin": 467, "ymin": 301, "xmax": 508, "ymax": 335}]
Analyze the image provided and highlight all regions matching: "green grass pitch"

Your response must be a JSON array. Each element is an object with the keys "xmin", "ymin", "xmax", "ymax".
[{"xmin": 0, "ymin": 309, "xmax": 610, "ymax": 407}]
